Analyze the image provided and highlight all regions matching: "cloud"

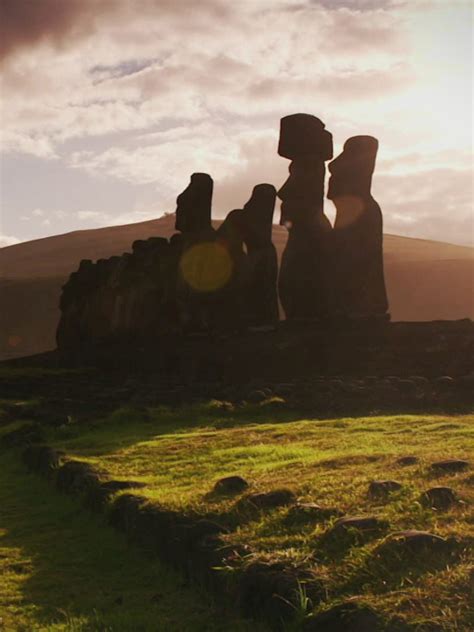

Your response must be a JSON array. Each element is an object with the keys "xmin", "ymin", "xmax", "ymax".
[{"xmin": 0, "ymin": 0, "xmax": 101, "ymax": 64}]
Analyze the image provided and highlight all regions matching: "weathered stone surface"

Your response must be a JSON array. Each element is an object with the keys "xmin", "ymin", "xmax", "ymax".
[
  {"xmin": 244, "ymin": 489, "xmax": 296, "ymax": 509},
  {"xmin": 431, "ymin": 459, "xmax": 469, "ymax": 474},
  {"xmin": 322, "ymin": 515, "xmax": 388, "ymax": 548},
  {"xmin": 22, "ymin": 445, "xmax": 60, "ymax": 475},
  {"xmin": 241, "ymin": 184, "xmax": 279, "ymax": 329},
  {"xmin": 108, "ymin": 493, "xmax": 146, "ymax": 534},
  {"xmin": 328, "ymin": 135, "xmax": 389, "ymax": 319},
  {"xmin": 368, "ymin": 480, "xmax": 403, "ymax": 499},
  {"xmin": 277, "ymin": 114, "xmax": 334, "ymax": 320},
  {"xmin": 420, "ymin": 487, "xmax": 458, "ymax": 510},
  {"xmin": 373, "ymin": 530, "xmax": 456, "ymax": 560},
  {"xmin": 84, "ymin": 479, "xmax": 146, "ymax": 511},
  {"xmin": 285, "ymin": 503, "xmax": 343, "ymax": 525},
  {"xmin": 396, "ymin": 455, "xmax": 419, "ymax": 466},
  {"xmin": 213, "ymin": 475, "xmax": 249, "ymax": 495},
  {"xmin": 56, "ymin": 460, "xmax": 102, "ymax": 494},
  {"xmin": 238, "ymin": 560, "xmax": 323, "ymax": 625},
  {"xmin": 302, "ymin": 602, "xmax": 384, "ymax": 632}
]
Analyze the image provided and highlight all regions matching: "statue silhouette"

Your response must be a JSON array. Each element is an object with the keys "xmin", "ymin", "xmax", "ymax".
[
  {"xmin": 241, "ymin": 184, "xmax": 279, "ymax": 329},
  {"xmin": 328, "ymin": 135, "xmax": 389, "ymax": 319},
  {"xmin": 175, "ymin": 173, "xmax": 217, "ymax": 334},
  {"xmin": 277, "ymin": 114, "xmax": 334, "ymax": 321}
]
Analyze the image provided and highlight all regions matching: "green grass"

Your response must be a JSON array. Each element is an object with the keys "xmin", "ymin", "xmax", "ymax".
[
  {"xmin": 0, "ymin": 451, "xmax": 266, "ymax": 632},
  {"xmin": 1, "ymin": 398, "xmax": 473, "ymax": 630}
]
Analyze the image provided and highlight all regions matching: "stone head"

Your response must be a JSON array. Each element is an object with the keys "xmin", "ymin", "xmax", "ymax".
[
  {"xmin": 327, "ymin": 135, "xmax": 378, "ymax": 201},
  {"xmin": 278, "ymin": 114, "xmax": 333, "ymax": 161},
  {"xmin": 277, "ymin": 157, "xmax": 326, "ymax": 226},
  {"xmin": 242, "ymin": 184, "xmax": 276, "ymax": 244},
  {"xmin": 175, "ymin": 172, "xmax": 213, "ymax": 234}
]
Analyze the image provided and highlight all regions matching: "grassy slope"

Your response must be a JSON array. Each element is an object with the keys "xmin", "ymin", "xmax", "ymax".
[
  {"xmin": 0, "ymin": 401, "xmax": 474, "ymax": 632},
  {"xmin": 0, "ymin": 450, "xmax": 265, "ymax": 632},
  {"xmin": 35, "ymin": 403, "xmax": 474, "ymax": 631}
]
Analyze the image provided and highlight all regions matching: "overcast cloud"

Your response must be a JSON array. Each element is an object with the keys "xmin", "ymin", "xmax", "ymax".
[{"xmin": 0, "ymin": 0, "xmax": 472, "ymax": 248}]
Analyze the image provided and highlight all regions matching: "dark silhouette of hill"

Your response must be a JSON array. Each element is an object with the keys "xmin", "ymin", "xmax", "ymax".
[{"xmin": 1, "ymin": 214, "xmax": 472, "ymax": 360}]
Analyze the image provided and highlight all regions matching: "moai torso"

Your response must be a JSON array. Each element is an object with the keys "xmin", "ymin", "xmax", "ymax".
[
  {"xmin": 277, "ymin": 114, "xmax": 334, "ymax": 321},
  {"xmin": 327, "ymin": 135, "xmax": 389, "ymax": 319},
  {"xmin": 241, "ymin": 184, "xmax": 279, "ymax": 329},
  {"xmin": 174, "ymin": 173, "xmax": 220, "ymax": 334}
]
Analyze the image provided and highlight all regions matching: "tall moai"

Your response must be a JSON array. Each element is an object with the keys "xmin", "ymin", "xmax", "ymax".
[
  {"xmin": 241, "ymin": 184, "xmax": 279, "ymax": 329},
  {"xmin": 215, "ymin": 208, "xmax": 247, "ymax": 333},
  {"xmin": 174, "ymin": 173, "xmax": 224, "ymax": 334},
  {"xmin": 277, "ymin": 114, "xmax": 334, "ymax": 320},
  {"xmin": 327, "ymin": 136, "xmax": 389, "ymax": 320}
]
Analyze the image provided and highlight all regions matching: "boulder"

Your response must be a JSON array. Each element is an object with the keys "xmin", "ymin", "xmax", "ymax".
[
  {"xmin": 396, "ymin": 455, "xmax": 419, "ymax": 466},
  {"xmin": 213, "ymin": 475, "xmax": 249, "ymax": 495},
  {"xmin": 285, "ymin": 503, "xmax": 343, "ymax": 525},
  {"xmin": 420, "ymin": 487, "xmax": 458, "ymax": 510},
  {"xmin": 244, "ymin": 489, "xmax": 296, "ymax": 509},
  {"xmin": 368, "ymin": 480, "xmax": 403, "ymax": 499},
  {"xmin": 431, "ymin": 459, "xmax": 469, "ymax": 474}
]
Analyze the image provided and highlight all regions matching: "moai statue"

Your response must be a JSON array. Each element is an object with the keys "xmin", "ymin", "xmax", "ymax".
[
  {"xmin": 327, "ymin": 136, "xmax": 389, "ymax": 320},
  {"xmin": 174, "ymin": 173, "xmax": 220, "ymax": 334},
  {"xmin": 132, "ymin": 237, "xmax": 170, "ymax": 340},
  {"xmin": 175, "ymin": 172, "xmax": 214, "ymax": 236},
  {"xmin": 277, "ymin": 114, "xmax": 334, "ymax": 320},
  {"xmin": 57, "ymin": 259, "xmax": 100, "ymax": 350},
  {"xmin": 241, "ymin": 184, "xmax": 279, "ymax": 329},
  {"xmin": 215, "ymin": 208, "xmax": 247, "ymax": 333}
]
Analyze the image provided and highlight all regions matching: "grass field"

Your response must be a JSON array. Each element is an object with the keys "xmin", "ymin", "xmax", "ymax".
[
  {"xmin": 0, "ymin": 449, "xmax": 266, "ymax": 631},
  {"xmin": 1, "ymin": 396, "xmax": 473, "ymax": 630}
]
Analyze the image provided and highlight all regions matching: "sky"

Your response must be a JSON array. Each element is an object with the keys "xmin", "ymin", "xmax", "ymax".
[{"xmin": 0, "ymin": 0, "xmax": 472, "ymax": 249}]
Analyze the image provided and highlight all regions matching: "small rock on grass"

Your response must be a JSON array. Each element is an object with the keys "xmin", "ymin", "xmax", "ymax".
[
  {"xmin": 373, "ymin": 530, "xmax": 456, "ymax": 561},
  {"xmin": 419, "ymin": 486, "xmax": 458, "ymax": 510},
  {"xmin": 285, "ymin": 503, "xmax": 344, "ymax": 525},
  {"xmin": 321, "ymin": 516, "xmax": 389, "ymax": 548},
  {"xmin": 368, "ymin": 480, "xmax": 403, "ymax": 499},
  {"xmin": 213, "ymin": 475, "xmax": 249, "ymax": 495},
  {"xmin": 430, "ymin": 459, "xmax": 469, "ymax": 474},
  {"xmin": 244, "ymin": 489, "xmax": 296, "ymax": 509},
  {"xmin": 396, "ymin": 455, "xmax": 419, "ymax": 466}
]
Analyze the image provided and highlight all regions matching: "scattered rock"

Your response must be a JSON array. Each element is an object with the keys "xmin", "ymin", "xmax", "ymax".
[
  {"xmin": 431, "ymin": 459, "xmax": 469, "ymax": 474},
  {"xmin": 108, "ymin": 493, "xmax": 146, "ymax": 534},
  {"xmin": 56, "ymin": 460, "xmax": 102, "ymax": 493},
  {"xmin": 22, "ymin": 445, "xmax": 60, "ymax": 475},
  {"xmin": 238, "ymin": 561, "xmax": 323, "ymax": 625},
  {"xmin": 244, "ymin": 489, "xmax": 296, "ymax": 509},
  {"xmin": 213, "ymin": 475, "xmax": 249, "ymax": 495},
  {"xmin": 302, "ymin": 602, "xmax": 384, "ymax": 632},
  {"xmin": 84, "ymin": 479, "xmax": 145, "ymax": 511},
  {"xmin": 373, "ymin": 530, "xmax": 456, "ymax": 561},
  {"xmin": 321, "ymin": 515, "xmax": 388, "ymax": 549},
  {"xmin": 285, "ymin": 503, "xmax": 343, "ymax": 525},
  {"xmin": 396, "ymin": 455, "xmax": 419, "ymax": 466},
  {"xmin": 368, "ymin": 480, "xmax": 403, "ymax": 499},
  {"xmin": 420, "ymin": 487, "xmax": 458, "ymax": 510}
]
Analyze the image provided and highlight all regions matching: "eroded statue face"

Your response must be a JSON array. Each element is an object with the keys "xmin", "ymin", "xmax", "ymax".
[{"xmin": 278, "ymin": 158, "xmax": 325, "ymax": 226}]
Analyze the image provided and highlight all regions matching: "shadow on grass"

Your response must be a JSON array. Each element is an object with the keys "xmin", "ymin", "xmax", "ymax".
[{"xmin": 0, "ymin": 453, "xmax": 262, "ymax": 632}]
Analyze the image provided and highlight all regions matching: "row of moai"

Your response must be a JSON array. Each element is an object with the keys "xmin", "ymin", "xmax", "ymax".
[{"xmin": 57, "ymin": 113, "xmax": 388, "ymax": 350}]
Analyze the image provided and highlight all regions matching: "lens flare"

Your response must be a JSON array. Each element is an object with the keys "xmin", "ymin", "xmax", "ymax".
[{"xmin": 179, "ymin": 241, "xmax": 233, "ymax": 292}]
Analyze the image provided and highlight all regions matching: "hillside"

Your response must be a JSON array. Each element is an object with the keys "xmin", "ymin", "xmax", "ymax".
[{"xmin": 1, "ymin": 215, "xmax": 473, "ymax": 360}]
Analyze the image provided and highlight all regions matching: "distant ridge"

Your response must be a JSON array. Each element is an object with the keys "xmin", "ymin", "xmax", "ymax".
[{"xmin": 1, "ymin": 214, "xmax": 473, "ymax": 360}]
